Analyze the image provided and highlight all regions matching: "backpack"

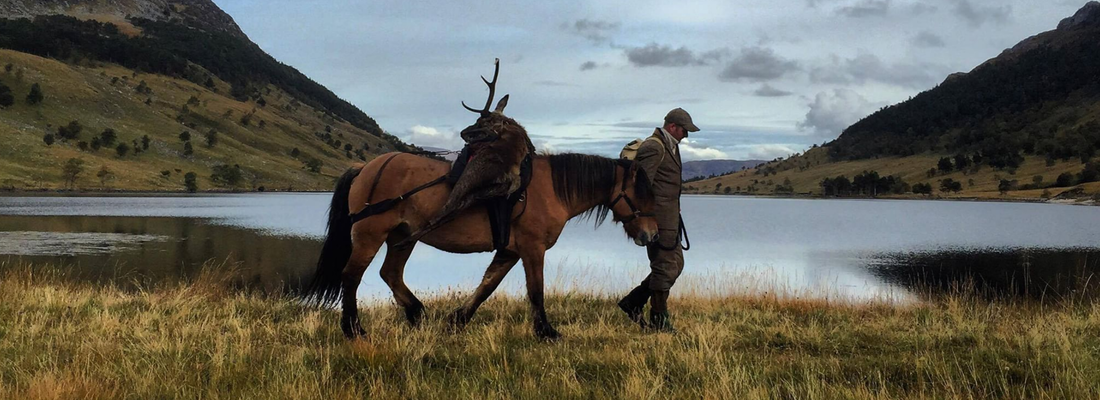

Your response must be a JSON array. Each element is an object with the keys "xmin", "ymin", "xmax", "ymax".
[{"xmin": 620, "ymin": 136, "xmax": 663, "ymax": 161}]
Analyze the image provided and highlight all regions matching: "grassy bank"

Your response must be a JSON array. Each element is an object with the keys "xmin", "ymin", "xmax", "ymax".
[{"xmin": 2, "ymin": 265, "xmax": 1100, "ymax": 399}]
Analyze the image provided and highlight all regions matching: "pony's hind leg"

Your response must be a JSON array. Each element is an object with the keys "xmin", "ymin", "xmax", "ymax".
[
  {"xmin": 341, "ymin": 230, "xmax": 387, "ymax": 339},
  {"xmin": 380, "ymin": 228, "xmax": 425, "ymax": 326}
]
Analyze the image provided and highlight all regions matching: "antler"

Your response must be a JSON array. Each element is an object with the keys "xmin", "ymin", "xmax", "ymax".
[{"xmin": 462, "ymin": 58, "xmax": 500, "ymax": 116}]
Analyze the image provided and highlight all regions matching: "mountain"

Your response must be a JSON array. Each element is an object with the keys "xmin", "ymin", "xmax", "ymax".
[
  {"xmin": 0, "ymin": 0, "xmax": 415, "ymax": 191},
  {"xmin": 682, "ymin": 159, "xmax": 764, "ymax": 180},
  {"xmin": 827, "ymin": 1, "xmax": 1100, "ymax": 165},
  {"xmin": 687, "ymin": 3, "xmax": 1100, "ymax": 201}
]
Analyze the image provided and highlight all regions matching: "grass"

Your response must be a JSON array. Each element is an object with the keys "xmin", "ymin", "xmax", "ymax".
[
  {"xmin": 3, "ymin": 263, "xmax": 1100, "ymax": 399},
  {"xmin": 0, "ymin": 49, "xmax": 393, "ymax": 192}
]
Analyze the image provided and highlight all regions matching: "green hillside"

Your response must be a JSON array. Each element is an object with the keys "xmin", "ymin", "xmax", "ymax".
[
  {"xmin": 0, "ymin": 8, "xmax": 414, "ymax": 191},
  {"xmin": 0, "ymin": 49, "xmax": 401, "ymax": 191}
]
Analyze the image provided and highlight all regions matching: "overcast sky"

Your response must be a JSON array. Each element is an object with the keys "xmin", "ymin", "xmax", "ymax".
[{"xmin": 213, "ymin": 0, "xmax": 1087, "ymax": 161}]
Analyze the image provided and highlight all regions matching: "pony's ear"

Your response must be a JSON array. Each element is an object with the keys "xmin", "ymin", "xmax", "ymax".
[{"xmin": 494, "ymin": 94, "xmax": 510, "ymax": 113}]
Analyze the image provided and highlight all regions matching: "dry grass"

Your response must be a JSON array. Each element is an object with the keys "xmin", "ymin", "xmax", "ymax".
[{"xmin": 2, "ymin": 262, "xmax": 1100, "ymax": 399}]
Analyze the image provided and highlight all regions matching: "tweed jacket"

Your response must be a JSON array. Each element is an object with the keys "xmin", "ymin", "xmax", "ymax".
[{"xmin": 634, "ymin": 128, "xmax": 682, "ymax": 248}]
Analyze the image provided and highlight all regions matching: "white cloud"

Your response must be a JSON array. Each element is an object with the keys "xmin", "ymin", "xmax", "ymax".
[
  {"xmin": 679, "ymin": 138, "xmax": 728, "ymax": 161},
  {"xmin": 798, "ymin": 89, "xmax": 881, "ymax": 138},
  {"xmin": 746, "ymin": 144, "xmax": 798, "ymax": 160},
  {"xmin": 403, "ymin": 125, "xmax": 463, "ymax": 150}
]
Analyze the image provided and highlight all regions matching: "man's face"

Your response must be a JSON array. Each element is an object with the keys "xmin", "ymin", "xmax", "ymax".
[{"xmin": 666, "ymin": 124, "xmax": 687, "ymax": 142}]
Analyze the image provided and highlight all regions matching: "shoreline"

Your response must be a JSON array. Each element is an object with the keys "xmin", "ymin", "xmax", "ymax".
[{"xmin": 684, "ymin": 192, "xmax": 1099, "ymax": 206}]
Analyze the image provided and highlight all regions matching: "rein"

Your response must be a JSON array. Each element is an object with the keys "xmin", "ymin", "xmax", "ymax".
[{"xmin": 608, "ymin": 165, "xmax": 655, "ymax": 223}]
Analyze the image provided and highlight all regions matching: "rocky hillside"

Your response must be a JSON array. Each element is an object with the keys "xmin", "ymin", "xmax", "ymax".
[{"xmin": 0, "ymin": 0, "xmax": 414, "ymax": 191}]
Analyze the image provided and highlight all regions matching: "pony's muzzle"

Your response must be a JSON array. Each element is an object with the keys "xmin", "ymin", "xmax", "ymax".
[{"xmin": 634, "ymin": 231, "xmax": 658, "ymax": 247}]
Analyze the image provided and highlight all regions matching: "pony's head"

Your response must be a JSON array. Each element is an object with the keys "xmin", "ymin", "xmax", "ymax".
[{"xmin": 610, "ymin": 159, "xmax": 659, "ymax": 247}]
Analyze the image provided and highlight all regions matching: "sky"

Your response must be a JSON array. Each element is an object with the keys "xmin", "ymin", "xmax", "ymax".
[{"xmin": 213, "ymin": 0, "xmax": 1088, "ymax": 161}]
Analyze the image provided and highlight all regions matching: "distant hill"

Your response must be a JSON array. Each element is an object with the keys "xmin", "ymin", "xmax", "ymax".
[
  {"xmin": 0, "ymin": 0, "xmax": 416, "ymax": 191},
  {"xmin": 682, "ymin": 159, "xmax": 764, "ymax": 180},
  {"xmin": 688, "ymin": 2, "xmax": 1100, "ymax": 202}
]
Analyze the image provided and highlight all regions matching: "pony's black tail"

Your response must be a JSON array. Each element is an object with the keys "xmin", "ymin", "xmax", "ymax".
[{"xmin": 304, "ymin": 166, "xmax": 363, "ymax": 305}]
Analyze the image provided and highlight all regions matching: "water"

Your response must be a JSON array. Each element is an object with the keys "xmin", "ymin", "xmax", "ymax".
[{"xmin": 1, "ymin": 193, "xmax": 1098, "ymax": 301}]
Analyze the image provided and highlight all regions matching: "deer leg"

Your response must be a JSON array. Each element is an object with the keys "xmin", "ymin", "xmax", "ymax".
[
  {"xmin": 450, "ymin": 249, "xmax": 520, "ymax": 328},
  {"xmin": 380, "ymin": 231, "xmax": 425, "ymax": 326},
  {"xmin": 519, "ymin": 246, "xmax": 560, "ymax": 340}
]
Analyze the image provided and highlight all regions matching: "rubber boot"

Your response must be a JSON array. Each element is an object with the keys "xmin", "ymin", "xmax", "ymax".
[
  {"xmin": 617, "ymin": 285, "xmax": 652, "ymax": 329},
  {"xmin": 648, "ymin": 290, "xmax": 675, "ymax": 333}
]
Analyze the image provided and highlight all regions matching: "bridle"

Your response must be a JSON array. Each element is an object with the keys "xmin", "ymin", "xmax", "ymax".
[{"xmin": 609, "ymin": 164, "xmax": 655, "ymax": 223}]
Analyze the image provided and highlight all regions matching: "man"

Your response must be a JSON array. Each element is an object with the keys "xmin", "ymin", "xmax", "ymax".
[{"xmin": 618, "ymin": 107, "xmax": 698, "ymax": 332}]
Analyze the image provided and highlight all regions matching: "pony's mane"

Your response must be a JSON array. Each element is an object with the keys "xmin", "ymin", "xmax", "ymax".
[{"xmin": 546, "ymin": 153, "xmax": 651, "ymax": 226}]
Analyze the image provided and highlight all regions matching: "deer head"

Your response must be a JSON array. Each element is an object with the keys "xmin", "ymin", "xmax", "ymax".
[{"xmin": 460, "ymin": 59, "xmax": 514, "ymax": 143}]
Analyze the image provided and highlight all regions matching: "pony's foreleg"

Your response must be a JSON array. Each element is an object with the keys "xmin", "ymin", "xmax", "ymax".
[
  {"xmin": 450, "ymin": 250, "xmax": 521, "ymax": 328},
  {"xmin": 341, "ymin": 231, "xmax": 386, "ymax": 339},
  {"xmin": 519, "ymin": 245, "xmax": 560, "ymax": 340},
  {"xmin": 380, "ymin": 231, "xmax": 424, "ymax": 326}
]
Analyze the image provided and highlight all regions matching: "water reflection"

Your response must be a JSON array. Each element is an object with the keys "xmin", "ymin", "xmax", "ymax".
[
  {"xmin": 870, "ymin": 248, "xmax": 1100, "ymax": 300},
  {"xmin": 0, "ymin": 215, "xmax": 317, "ymax": 292}
]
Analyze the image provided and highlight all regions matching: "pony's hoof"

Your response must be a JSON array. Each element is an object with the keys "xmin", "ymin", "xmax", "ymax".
[
  {"xmin": 535, "ymin": 325, "xmax": 562, "ymax": 341},
  {"xmin": 404, "ymin": 304, "xmax": 426, "ymax": 327},
  {"xmin": 448, "ymin": 308, "xmax": 470, "ymax": 330},
  {"xmin": 341, "ymin": 318, "xmax": 367, "ymax": 339}
]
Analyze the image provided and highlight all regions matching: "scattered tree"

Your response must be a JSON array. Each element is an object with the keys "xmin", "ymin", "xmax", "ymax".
[
  {"xmin": 204, "ymin": 129, "xmax": 217, "ymax": 148},
  {"xmin": 26, "ymin": 83, "xmax": 43, "ymax": 105},
  {"xmin": 937, "ymin": 157, "xmax": 954, "ymax": 174},
  {"xmin": 99, "ymin": 128, "xmax": 117, "ymax": 146},
  {"xmin": 1055, "ymin": 172, "xmax": 1075, "ymax": 187},
  {"xmin": 184, "ymin": 172, "xmax": 198, "ymax": 193},
  {"xmin": 43, "ymin": 133, "xmax": 55, "ymax": 146},
  {"xmin": 61, "ymin": 158, "xmax": 85, "ymax": 189},
  {"xmin": 3, "ymin": 63, "xmax": 11, "ymax": 73},
  {"xmin": 178, "ymin": 131, "xmax": 191, "ymax": 142},
  {"xmin": 90, "ymin": 137, "xmax": 102, "ymax": 150},
  {"xmin": 939, "ymin": 178, "xmax": 962, "ymax": 193},
  {"xmin": 141, "ymin": 135, "xmax": 150, "ymax": 150},
  {"xmin": 57, "ymin": 120, "xmax": 82, "ymax": 141},
  {"xmin": 183, "ymin": 141, "xmax": 194, "ymax": 156},
  {"xmin": 912, "ymin": 183, "xmax": 934, "ymax": 195},
  {"xmin": 0, "ymin": 82, "xmax": 14, "ymax": 107},
  {"xmin": 290, "ymin": 147, "xmax": 300, "ymax": 158},
  {"xmin": 303, "ymin": 157, "xmax": 322, "ymax": 173},
  {"xmin": 210, "ymin": 164, "xmax": 242, "ymax": 186},
  {"xmin": 77, "ymin": 141, "xmax": 89, "ymax": 151},
  {"xmin": 160, "ymin": 170, "xmax": 171, "ymax": 178},
  {"xmin": 96, "ymin": 166, "xmax": 115, "ymax": 186},
  {"xmin": 115, "ymin": 142, "xmax": 130, "ymax": 157}
]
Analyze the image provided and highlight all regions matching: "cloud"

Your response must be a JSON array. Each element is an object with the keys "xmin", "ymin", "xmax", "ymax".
[
  {"xmin": 953, "ymin": 0, "xmax": 1011, "ymax": 28},
  {"xmin": 798, "ymin": 89, "xmax": 880, "ymax": 138},
  {"xmin": 563, "ymin": 19, "xmax": 620, "ymax": 43},
  {"xmin": 753, "ymin": 84, "xmax": 794, "ymax": 97},
  {"xmin": 624, "ymin": 43, "xmax": 729, "ymax": 67},
  {"xmin": 403, "ymin": 125, "xmax": 463, "ymax": 150},
  {"xmin": 534, "ymin": 80, "xmax": 579, "ymax": 87},
  {"xmin": 910, "ymin": 31, "xmax": 946, "ymax": 48},
  {"xmin": 579, "ymin": 61, "xmax": 599, "ymax": 71},
  {"xmin": 836, "ymin": 0, "xmax": 890, "ymax": 18},
  {"xmin": 679, "ymin": 138, "xmax": 728, "ymax": 161},
  {"xmin": 909, "ymin": 3, "xmax": 939, "ymax": 15},
  {"xmin": 809, "ymin": 53, "xmax": 948, "ymax": 89},
  {"xmin": 746, "ymin": 144, "xmax": 798, "ymax": 160},
  {"xmin": 718, "ymin": 46, "xmax": 800, "ymax": 82}
]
